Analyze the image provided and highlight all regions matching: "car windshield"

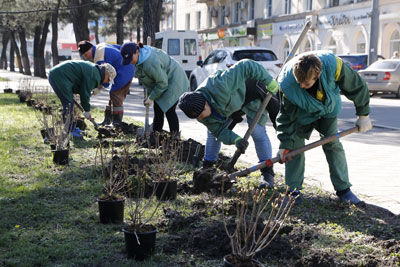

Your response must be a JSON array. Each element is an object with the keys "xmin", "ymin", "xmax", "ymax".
[
  {"xmin": 232, "ymin": 50, "xmax": 277, "ymax": 61},
  {"xmin": 368, "ymin": 61, "xmax": 400, "ymax": 70},
  {"xmin": 339, "ymin": 55, "xmax": 367, "ymax": 64}
]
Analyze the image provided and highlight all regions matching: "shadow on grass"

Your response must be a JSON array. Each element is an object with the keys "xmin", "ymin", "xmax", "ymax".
[{"xmin": 0, "ymin": 95, "xmax": 22, "ymax": 105}]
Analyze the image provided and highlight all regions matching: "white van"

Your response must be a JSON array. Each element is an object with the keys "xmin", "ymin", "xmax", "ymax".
[{"xmin": 154, "ymin": 30, "xmax": 200, "ymax": 78}]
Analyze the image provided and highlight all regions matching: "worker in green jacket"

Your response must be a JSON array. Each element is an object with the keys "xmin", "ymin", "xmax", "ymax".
[
  {"xmin": 48, "ymin": 60, "xmax": 116, "ymax": 134},
  {"xmin": 120, "ymin": 42, "xmax": 189, "ymax": 141},
  {"xmin": 178, "ymin": 59, "xmax": 279, "ymax": 187},
  {"xmin": 276, "ymin": 51, "xmax": 373, "ymax": 205}
]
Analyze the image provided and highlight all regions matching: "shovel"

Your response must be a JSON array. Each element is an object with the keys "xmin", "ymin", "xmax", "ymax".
[
  {"xmin": 73, "ymin": 99, "xmax": 99, "ymax": 129},
  {"xmin": 137, "ymin": 87, "xmax": 151, "ymax": 138},
  {"xmin": 228, "ymin": 126, "xmax": 359, "ymax": 183},
  {"xmin": 225, "ymin": 19, "xmax": 312, "ymax": 172}
]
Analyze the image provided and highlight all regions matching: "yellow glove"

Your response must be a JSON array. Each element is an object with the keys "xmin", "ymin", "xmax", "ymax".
[{"xmin": 267, "ymin": 80, "xmax": 279, "ymax": 95}]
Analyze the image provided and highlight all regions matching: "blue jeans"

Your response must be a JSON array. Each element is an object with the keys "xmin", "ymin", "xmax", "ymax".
[{"xmin": 204, "ymin": 118, "xmax": 272, "ymax": 163}]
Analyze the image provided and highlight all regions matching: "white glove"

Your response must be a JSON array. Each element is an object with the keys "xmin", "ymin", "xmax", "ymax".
[
  {"xmin": 92, "ymin": 87, "xmax": 102, "ymax": 96},
  {"xmin": 84, "ymin": 111, "xmax": 92, "ymax": 120},
  {"xmin": 277, "ymin": 149, "xmax": 291, "ymax": 163},
  {"xmin": 355, "ymin": 115, "xmax": 372, "ymax": 133},
  {"xmin": 144, "ymin": 97, "xmax": 153, "ymax": 106}
]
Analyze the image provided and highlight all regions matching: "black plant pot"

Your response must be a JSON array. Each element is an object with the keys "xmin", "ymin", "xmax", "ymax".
[
  {"xmin": 4, "ymin": 88, "xmax": 13, "ymax": 93},
  {"xmin": 122, "ymin": 226, "xmax": 157, "ymax": 260},
  {"xmin": 19, "ymin": 96, "xmax": 26, "ymax": 103},
  {"xmin": 26, "ymin": 99, "xmax": 35, "ymax": 106},
  {"xmin": 155, "ymin": 180, "xmax": 177, "ymax": 201},
  {"xmin": 223, "ymin": 254, "xmax": 264, "ymax": 267},
  {"xmin": 52, "ymin": 149, "xmax": 69, "ymax": 165},
  {"xmin": 97, "ymin": 197, "xmax": 125, "ymax": 224}
]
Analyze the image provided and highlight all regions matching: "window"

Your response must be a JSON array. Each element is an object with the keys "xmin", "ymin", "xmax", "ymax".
[
  {"xmin": 219, "ymin": 6, "xmax": 225, "ymax": 25},
  {"xmin": 196, "ymin": 11, "xmax": 201, "ymax": 30},
  {"xmin": 167, "ymin": 39, "xmax": 180, "ymax": 55},
  {"xmin": 266, "ymin": 0, "xmax": 272, "ymax": 17},
  {"xmin": 285, "ymin": 0, "xmax": 291, "ymax": 14},
  {"xmin": 185, "ymin": 13, "xmax": 190, "ymax": 30},
  {"xmin": 248, "ymin": 0, "xmax": 255, "ymax": 20},
  {"xmin": 168, "ymin": 15, "xmax": 172, "ymax": 28},
  {"xmin": 204, "ymin": 51, "xmax": 216, "ymax": 65},
  {"xmin": 326, "ymin": 38, "xmax": 337, "ymax": 54},
  {"xmin": 329, "ymin": 0, "xmax": 339, "ymax": 7},
  {"xmin": 154, "ymin": 38, "xmax": 163, "ymax": 49},
  {"xmin": 234, "ymin": 2, "xmax": 240, "ymax": 23},
  {"xmin": 184, "ymin": 39, "xmax": 197, "ymax": 56},
  {"xmin": 233, "ymin": 50, "xmax": 278, "ymax": 61},
  {"xmin": 213, "ymin": 50, "xmax": 228, "ymax": 63},
  {"xmin": 390, "ymin": 30, "xmax": 400, "ymax": 57},
  {"xmin": 356, "ymin": 34, "xmax": 366, "ymax": 53},
  {"xmin": 306, "ymin": 0, "xmax": 313, "ymax": 11}
]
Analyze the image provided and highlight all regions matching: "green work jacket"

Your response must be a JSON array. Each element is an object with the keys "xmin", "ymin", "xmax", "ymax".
[
  {"xmin": 135, "ymin": 47, "xmax": 189, "ymax": 112},
  {"xmin": 197, "ymin": 59, "xmax": 274, "ymax": 145},
  {"xmin": 277, "ymin": 51, "xmax": 370, "ymax": 149},
  {"xmin": 49, "ymin": 60, "xmax": 101, "ymax": 111}
]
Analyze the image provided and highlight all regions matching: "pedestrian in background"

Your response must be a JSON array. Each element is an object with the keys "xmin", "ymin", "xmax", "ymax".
[
  {"xmin": 48, "ymin": 60, "xmax": 116, "ymax": 135},
  {"xmin": 178, "ymin": 59, "xmax": 279, "ymax": 188},
  {"xmin": 78, "ymin": 40, "xmax": 135, "ymax": 125},
  {"xmin": 120, "ymin": 42, "xmax": 189, "ymax": 142},
  {"xmin": 391, "ymin": 51, "xmax": 399, "ymax": 59},
  {"xmin": 276, "ymin": 51, "xmax": 372, "ymax": 205}
]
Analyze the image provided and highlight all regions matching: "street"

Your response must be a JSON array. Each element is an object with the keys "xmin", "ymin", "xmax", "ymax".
[{"xmin": 1, "ymin": 70, "xmax": 400, "ymax": 215}]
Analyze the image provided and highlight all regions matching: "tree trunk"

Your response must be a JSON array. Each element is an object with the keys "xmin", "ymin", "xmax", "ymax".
[
  {"xmin": 9, "ymin": 41, "xmax": 14, "ymax": 72},
  {"xmin": 51, "ymin": 0, "xmax": 61, "ymax": 67},
  {"xmin": 69, "ymin": 0, "xmax": 90, "ymax": 43},
  {"xmin": 94, "ymin": 19, "xmax": 100, "ymax": 44},
  {"xmin": 39, "ymin": 17, "xmax": 51, "ymax": 78},
  {"xmin": 136, "ymin": 16, "xmax": 141, "ymax": 42},
  {"xmin": 155, "ymin": 0, "xmax": 163, "ymax": 33},
  {"xmin": 0, "ymin": 31, "xmax": 9, "ymax": 70},
  {"xmin": 116, "ymin": 0, "xmax": 134, "ymax": 45},
  {"xmin": 33, "ymin": 26, "xmax": 41, "ymax": 77},
  {"xmin": 18, "ymin": 27, "xmax": 31, "ymax": 75},
  {"xmin": 10, "ymin": 31, "xmax": 24, "ymax": 74},
  {"xmin": 143, "ymin": 0, "xmax": 162, "ymax": 46}
]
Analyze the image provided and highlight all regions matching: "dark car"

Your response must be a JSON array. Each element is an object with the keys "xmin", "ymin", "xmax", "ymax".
[{"xmin": 337, "ymin": 54, "xmax": 385, "ymax": 71}]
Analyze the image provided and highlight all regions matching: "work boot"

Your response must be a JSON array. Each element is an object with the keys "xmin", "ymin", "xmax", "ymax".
[
  {"xmin": 112, "ymin": 113, "xmax": 123, "ymax": 126},
  {"xmin": 202, "ymin": 160, "xmax": 215, "ymax": 169},
  {"xmin": 259, "ymin": 166, "xmax": 275, "ymax": 189},
  {"xmin": 100, "ymin": 109, "xmax": 111, "ymax": 126},
  {"xmin": 337, "ymin": 188, "xmax": 362, "ymax": 205}
]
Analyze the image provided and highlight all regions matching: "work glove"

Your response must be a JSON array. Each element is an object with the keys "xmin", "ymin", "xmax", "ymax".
[
  {"xmin": 83, "ymin": 111, "xmax": 92, "ymax": 120},
  {"xmin": 235, "ymin": 138, "xmax": 249, "ymax": 154},
  {"xmin": 355, "ymin": 115, "xmax": 372, "ymax": 133},
  {"xmin": 92, "ymin": 87, "xmax": 102, "ymax": 96},
  {"xmin": 144, "ymin": 97, "xmax": 153, "ymax": 106},
  {"xmin": 277, "ymin": 148, "xmax": 291, "ymax": 163},
  {"xmin": 266, "ymin": 79, "xmax": 279, "ymax": 95}
]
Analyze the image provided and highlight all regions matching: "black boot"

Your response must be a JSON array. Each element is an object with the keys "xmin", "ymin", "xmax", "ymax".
[
  {"xmin": 112, "ymin": 113, "xmax": 123, "ymax": 126},
  {"xmin": 202, "ymin": 160, "xmax": 215, "ymax": 169},
  {"xmin": 259, "ymin": 166, "xmax": 275, "ymax": 188},
  {"xmin": 100, "ymin": 109, "xmax": 111, "ymax": 126}
]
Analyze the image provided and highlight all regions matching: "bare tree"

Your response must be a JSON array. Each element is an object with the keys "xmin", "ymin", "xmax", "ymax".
[
  {"xmin": 69, "ymin": 0, "xmax": 90, "ymax": 43},
  {"xmin": 9, "ymin": 30, "xmax": 24, "ymax": 73},
  {"xmin": 33, "ymin": 16, "xmax": 50, "ymax": 78},
  {"xmin": 51, "ymin": 0, "xmax": 62, "ymax": 67},
  {"xmin": 17, "ymin": 26, "xmax": 32, "ymax": 75},
  {"xmin": 143, "ymin": 0, "xmax": 162, "ymax": 46},
  {"xmin": 0, "ymin": 30, "xmax": 9, "ymax": 70},
  {"xmin": 116, "ymin": 0, "xmax": 134, "ymax": 44}
]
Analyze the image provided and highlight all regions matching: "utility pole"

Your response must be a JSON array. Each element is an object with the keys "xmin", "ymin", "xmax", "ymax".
[{"xmin": 369, "ymin": 0, "xmax": 379, "ymax": 65}]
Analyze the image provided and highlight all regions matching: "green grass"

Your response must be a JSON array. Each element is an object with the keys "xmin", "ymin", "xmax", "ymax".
[{"xmin": 0, "ymin": 93, "xmax": 399, "ymax": 267}]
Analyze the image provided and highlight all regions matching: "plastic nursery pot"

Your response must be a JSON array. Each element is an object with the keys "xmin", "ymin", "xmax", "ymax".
[
  {"xmin": 3, "ymin": 88, "xmax": 13, "ymax": 93},
  {"xmin": 122, "ymin": 226, "xmax": 157, "ymax": 260},
  {"xmin": 19, "ymin": 96, "xmax": 26, "ymax": 103},
  {"xmin": 223, "ymin": 254, "xmax": 264, "ymax": 267},
  {"xmin": 26, "ymin": 99, "xmax": 35, "ymax": 106},
  {"xmin": 52, "ymin": 149, "xmax": 69, "ymax": 165},
  {"xmin": 97, "ymin": 197, "xmax": 126, "ymax": 224},
  {"xmin": 155, "ymin": 180, "xmax": 177, "ymax": 201}
]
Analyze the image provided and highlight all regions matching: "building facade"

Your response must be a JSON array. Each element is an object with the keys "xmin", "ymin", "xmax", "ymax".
[{"xmin": 167, "ymin": 0, "xmax": 400, "ymax": 61}]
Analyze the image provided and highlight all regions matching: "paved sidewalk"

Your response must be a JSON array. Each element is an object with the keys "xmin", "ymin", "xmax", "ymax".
[{"xmin": 1, "ymin": 70, "xmax": 399, "ymax": 215}]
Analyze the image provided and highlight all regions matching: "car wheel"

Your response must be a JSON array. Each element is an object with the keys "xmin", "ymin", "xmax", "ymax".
[
  {"xmin": 396, "ymin": 86, "xmax": 400, "ymax": 99},
  {"xmin": 190, "ymin": 77, "xmax": 198, "ymax": 91}
]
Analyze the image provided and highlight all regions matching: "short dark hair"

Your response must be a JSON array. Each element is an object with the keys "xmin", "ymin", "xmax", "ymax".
[{"xmin": 293, "ymin": 54, "xmax": 322, "ymax": 83}]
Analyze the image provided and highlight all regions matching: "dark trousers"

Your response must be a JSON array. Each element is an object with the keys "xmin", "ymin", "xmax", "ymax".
[{"xmin": 153, "ymin": 101, "xmax": 179, "ymax": 135}]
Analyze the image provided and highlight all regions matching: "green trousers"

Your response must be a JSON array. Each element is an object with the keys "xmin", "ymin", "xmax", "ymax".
[{"xmin": 285, "ymin": 117, "xmax": 352, "ymax": 192}]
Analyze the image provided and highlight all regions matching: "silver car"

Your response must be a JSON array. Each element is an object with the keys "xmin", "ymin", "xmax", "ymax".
[{"xmin": 359, "ymin": 59, "xmax": 400, "ymax": 98}]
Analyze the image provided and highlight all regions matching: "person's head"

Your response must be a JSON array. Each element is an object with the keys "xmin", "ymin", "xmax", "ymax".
[
  {"xmin": 120, "ymin": 42, "xmax": 143, "ymax": 65},
  {"xmin": 293, "ymin": 54, "xmax": 322, "ymax": 89},
  {"xmin": 98, "ymin": 63, "xmax": 116, "ymax": 85},
  {"xmin": 178, "ymin": 92, "xmax": 210, "ymax": 120},
  {"xmin": 78, "ymin": 40, "xmax": 93, "ymax": 60},
  {"xmin": 393, "ymin": 51, "xmax": 399, "ymax": 57}
]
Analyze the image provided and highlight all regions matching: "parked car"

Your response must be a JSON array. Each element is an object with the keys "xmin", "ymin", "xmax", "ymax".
[
  {"xmin": 189, "ymin": 47, "xmax": 282, "ymax": 91},
  {"xmin": 337, "ymin": 54, "xmax": 385, "ymax": 72},
  {"xmin": 358, "ymin": 59, "xmax": 400, "ymax": 98}
]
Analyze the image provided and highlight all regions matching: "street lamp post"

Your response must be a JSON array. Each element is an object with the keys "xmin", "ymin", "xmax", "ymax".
[{"xmin": 369, "ymin": 0, "xmax": 379, "ymax": 65}]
